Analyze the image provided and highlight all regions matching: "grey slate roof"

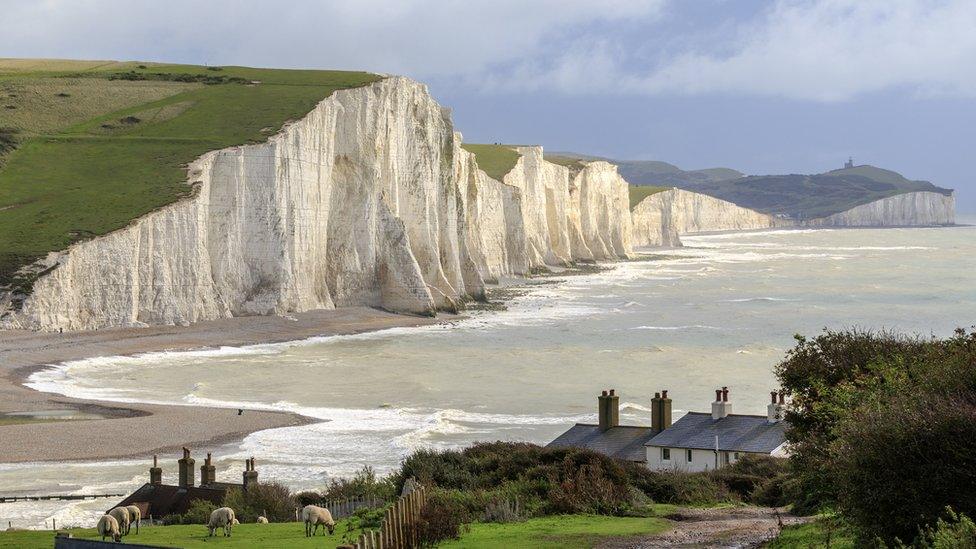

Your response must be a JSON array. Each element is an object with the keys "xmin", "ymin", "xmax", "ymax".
[
  {"xmin": 546, "ymin": 423, "xmax": 658, "ymax": 462},
  {"xmin": 645, "ymin": 412, "xmax": 787, "ymax": 454}
]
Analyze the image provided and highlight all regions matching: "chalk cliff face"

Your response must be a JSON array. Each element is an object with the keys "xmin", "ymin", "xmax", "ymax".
[
  {"xmin": 631, "ymin": 188, "xmax": 783, "ymax": 247},
  {"xmin": 3, "ymin": 78, "xmax": 632, "ymax": 331},
  {"xmin": 806, "ymin": 191, "xmax": 955, "ymax": 227}
]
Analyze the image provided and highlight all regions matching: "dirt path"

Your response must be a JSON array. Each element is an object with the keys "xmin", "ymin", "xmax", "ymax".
[{"xmin": 600, "ymin": 507, "xmax": 809, "ymax": 549}]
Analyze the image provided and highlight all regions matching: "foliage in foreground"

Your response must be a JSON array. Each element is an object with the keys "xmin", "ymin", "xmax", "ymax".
[{"xmin": 777, "ymin": 328, "xmax": 976, "ymax": 544}]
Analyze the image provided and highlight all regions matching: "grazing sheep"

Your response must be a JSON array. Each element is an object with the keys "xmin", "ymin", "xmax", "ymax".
[
  {"xmin": 208, "ymin": 507, "xmax": 236, "ymax": 537},
  {"xmin": 96, "ymin": 514, "xmax": 121, "ymax": 542},
  {"xmin": 256, "ymin": 516, "xmax": 269, "ymax": 524},
  {"xmin": 124, "ymin": 505, "xmax": 141, "ymax": 535},
  {"xmin": 108, "ymin": 507, "xmax": 129, "ymax": 538},
  {"xmin": 302, "ymin": 504, "xmax": 335, "ymax": 537},
  {"xmin": 232, "ymin": 518, "xmax": 240, "ymax": 525}
]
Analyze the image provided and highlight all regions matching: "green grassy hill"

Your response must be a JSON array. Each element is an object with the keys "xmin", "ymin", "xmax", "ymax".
[
  {"xmin": 461, "ymin": 143, "xmax": 522, "ymax": 181},
  {"xmin": 629, "ymin": 185, "xmax": 670, "ymax": 209},
  {"xmin": 0, "ymin": 58, "xmax": 379, "ymax": 288},
  {"xmin": 548, "ymin": 152, "xmax": 743, "ymax": 188},
  {"xmin": 678, "ymin": 166, "xmax": 953, "ymax": 220}
]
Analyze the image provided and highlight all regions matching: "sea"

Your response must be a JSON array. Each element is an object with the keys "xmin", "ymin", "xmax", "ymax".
[{"xmin": 2, "ymin": 222, "xmax": 974, "ymax": 528}]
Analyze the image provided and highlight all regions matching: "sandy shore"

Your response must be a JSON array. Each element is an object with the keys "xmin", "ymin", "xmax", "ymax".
[{"xmin": 0, "ymin": 308, "xmax": 454, "ymax": 463}]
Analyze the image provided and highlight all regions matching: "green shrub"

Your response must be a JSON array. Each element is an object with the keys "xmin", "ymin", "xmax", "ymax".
[
  {"xmin": 627, "ymin": 466, "xmax": 730, "ymax": 505},
  {"xmin": 223, "ymin": 482, "xmax": 296, "ymax": 523},
  {"xmin": 294, "ymin": 490, "xmax": 323, "ymax": 506},
  {"xmin": 416, "ymin": 491, "xmax": 471, "ymax": 547},
  {"xmin": 323, "ymin": 466, "xmax": 395, "ymax": 501},
  {"xmin": 905, "ymin": 509, "xmax": 976, "ymax": 549},
  {"xmin": 178, "ymin": 499, "xmax": 217, "ymax": 525}
]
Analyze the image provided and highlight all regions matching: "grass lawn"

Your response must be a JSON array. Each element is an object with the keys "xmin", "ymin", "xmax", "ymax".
[
  {"xmin": 629, "ymin": 185, "xmax": 671, "ymax": 209},
  {"xmin": 461, "ymin": 143, "xmax": 522, "ymax": 181},
  {"xmin": 766, "ymin": 518, "xmax": 856, "ymax": 549},
  {"xmin": 0, "ymin": 60, "xmax": 380, "ymax": 286},
  {"xmin": 439, "ymin": 514, "xmax": 670, "ymax": 549},
  {"xmin": 0, "ymin": 520, "xmax": 365, "ymax": 548}
]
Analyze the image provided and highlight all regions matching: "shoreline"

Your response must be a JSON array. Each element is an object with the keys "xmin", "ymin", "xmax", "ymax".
[{"xmin": 0, "ymin": 307, "xmax": 456, "ymax": 464}]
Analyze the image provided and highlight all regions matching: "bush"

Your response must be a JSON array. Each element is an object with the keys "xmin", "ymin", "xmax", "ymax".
[
  {"xmin": 223, "ymin": 482, "xmax": 296, "ymax": 523},
  {"xmin": 627, "ymin": 466, "xmax": 729, "ymax": 505},
  {"xmin": 416, "ymin": 491, "xmax": 470, "ymax": 547},
  {"xmin": 777, "ymin": 328, "xmax": 976, "ymax": 541},
  {"xmin": 906, "ymin": 509, "xmax": 976, "ymax": 549},
  {"xmin": 323, "ymin": 466, "xmax": 396, "ymax": 501},
  {"xmin": 163, "ymin": 499, "xmax": 217, "ymax": 525},
  {"xmin": 294, "ymin": 490, "xmax": 323, "ymax": 507}
]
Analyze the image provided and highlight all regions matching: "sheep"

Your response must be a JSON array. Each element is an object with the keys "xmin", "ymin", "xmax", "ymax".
[
  {"xmin": 124, "ymin": 505, "xmax": 141, "ymax": 535},
  {"xmin": 302, "ymin": 504, "xmax": 335, "ymax": 537},
  {"xmin": 96, "ymin": 514, "xmax": 121, "ymax": 542},
  {"xmin": 256, "ymin": 516, "xmax": 269, "ymax": 524},
  {"xmin": 108, "ymin": 507, "xmax": 129, "ymax": 538},
  {"xmin": 232, "ymin": 518, "xmax": 240, "ymax": 525},
  {"xmin": 207, "ymin": 507, "xmax": 236, "ymax": 537}
]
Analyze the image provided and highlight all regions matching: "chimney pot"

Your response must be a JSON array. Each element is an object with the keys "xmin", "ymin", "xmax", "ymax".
[
  {"xmin": 601, "ymin": 390, "xmax": 608, "ymax": 396},
  {"xmin": 609, "ymin": 389, "xmax": 615, "ymax": 396},
  {"xmin": 722, "ymin": 387, "xmax": 729, "ymax": 402},
  {"xmin": 662, "ymin": 390, "xmax": 668, "ymax": 399},
  {"xmin": 778, "ymin": 391, "xmax": 786, "ymax": 405},
  {"xmin": 715, "ymin": 389, "xmax": 722, "ymax": 402},
  {"xmin": 654, "ymin": 392, "xmax": 661, "ymax": 399},
  {"xmin": 771, "ymin": 391, "xmax": 777, "ymax": 404}
]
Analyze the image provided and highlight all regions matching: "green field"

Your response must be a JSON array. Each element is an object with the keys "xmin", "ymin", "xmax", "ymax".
[
  {"xmin": 0, "ymin": 59, "xmax": 380, "ymax": 287},
  {"xmin": 0, "ymin": 520, "xmax": 359, "ymax": 548},
  {"xmin": 461, "ymin": 143, "xmax": 522, "ymax": 181},
  {"xmin": 0, "ymin": 515, "xmax": 668, "ymax": 549},
  {"xmin": 765, "ymin": 518, "xmax": 856, "ymax": 549},
  {"xmin": 628, "ymin": 185, "xmax": 670, "ymax": 209},
  {"xmin": 440, "ymin": 515, "xmax": 670, "ymax": 549}
]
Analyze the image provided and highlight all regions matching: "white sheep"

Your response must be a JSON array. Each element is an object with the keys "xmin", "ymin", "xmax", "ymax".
[
  {"xmin": 124, "ymin": 505, "xmax": 141, "ymax": 535},
  {"xmin": 302, "ymin": 504, "xmax": 335, "ymax": 537},
  {"xmin": 208, "ymin": 507, "xmax": 236, "ymax": 537},
  {"xmin": 108, "ymin": 507, "xmax": 129, "ymax": 538},
  {"xmin": 96, "ymin": 514, "xmax": 121, "ymax": 542},
  {"xmin": 256, "ymin": 516, "xmax": 269, "ymax": 524},
  {"xmin": 232, "ymin": 518, "xmax": 240, "ymax": 525}
]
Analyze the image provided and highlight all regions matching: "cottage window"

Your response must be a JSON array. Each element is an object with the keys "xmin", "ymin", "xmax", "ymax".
[
  {"xmin": 686, "ymin": 449, "xmax": 693, "ymax": 462},
  {"xmin": 662, "ymin": 448, "xmax": 671, "ymax": 460},
  {"xmin": 723, "ymin": 452, "xmax": 730, "ymax": 465}
]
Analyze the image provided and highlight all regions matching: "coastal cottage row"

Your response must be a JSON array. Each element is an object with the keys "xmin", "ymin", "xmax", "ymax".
[{"xmin": 547, "ymin": 388, "xmax": 789, "ymax": 472}]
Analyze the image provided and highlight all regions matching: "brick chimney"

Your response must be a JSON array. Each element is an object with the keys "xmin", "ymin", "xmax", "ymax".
[
  {"xmin": 767, "ymin": 390, "xmax": 787, "ymax": 423},
  {"xmin": 201, "ymin": 453, "xmax": 216, "ymax": 486},
  {"xmin": 242, "ymin": 457, "xmax": 258, "ymax": 490},
  {"xmin": 178, "ymin": 447, "xmax": 195, "ymax": 488},
  {"xmin": 711, "ymin": 387, "xmax": 732, "ymax": 420},
  {"xmin": 651, "ymin": 390, "xmax": 672, "ymax": 432},
  {"xmin": 149, "ymin": 455, "xmax": 162, "ymax": 485},
  {"xmin": 597, "ymin": 389, "xmax": 620, "ymax": 432}
]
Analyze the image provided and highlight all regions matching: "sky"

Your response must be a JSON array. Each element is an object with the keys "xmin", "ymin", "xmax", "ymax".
[{"xmin": 3, "ymin": 0, "xmax": 975, "ymax": 211}]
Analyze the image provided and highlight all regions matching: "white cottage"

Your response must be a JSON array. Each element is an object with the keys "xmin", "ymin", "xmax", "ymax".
[
  {"xmin": 645, "ymin": 388, "xmax": 788, "ymax": 472},
  {"xmin": 548, "ymin": 388, "xmax": 789, "ymax": 472}
]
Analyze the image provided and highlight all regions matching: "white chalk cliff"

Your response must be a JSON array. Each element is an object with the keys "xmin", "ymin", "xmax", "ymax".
[
  {"xmin": 631, "ymin": 188, "xmax": 784, "ymax": 247},
  {"xmin": 805, "ymin": 191, "xmax": 955, "ymax": 227},
  {"xmin": 3, "ymin": 77, "xmax": 632, "ymax": 331}
]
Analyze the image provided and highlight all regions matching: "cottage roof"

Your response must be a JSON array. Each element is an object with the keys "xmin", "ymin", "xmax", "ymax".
[
  {"xmin": 111, "ymin": 483, "xmax": 235, "ymax": 518},
  {"xmin": 546, "ymin": 423, "xmax": 658, "ymax": 462},
  {"xmin": 645, "ymin": 412, "xmax": 787, "ymax": 453}
]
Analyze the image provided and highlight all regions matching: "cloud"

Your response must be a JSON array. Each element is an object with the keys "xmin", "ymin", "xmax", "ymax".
[
  {"xmin": 0, "ymin": 0, "xmax": 666, "ymax": 78},
  {"xmin": 494, "ymin": 0, "xmax": 976, "ymax": 101}
]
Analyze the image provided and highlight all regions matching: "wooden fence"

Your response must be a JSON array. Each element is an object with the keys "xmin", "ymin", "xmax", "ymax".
[
  {"xmin": 351, "ymin": 484, "xmax": 428, "ymax": 549},
  {"xmin": 324, "ymin": 497, "xmax": 386, "ymax": 520}
]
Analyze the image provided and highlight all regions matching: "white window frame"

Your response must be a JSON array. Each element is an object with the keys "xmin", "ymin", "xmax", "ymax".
[
  {"xmin": 661, "ymin": 447, "xmax": 671, "ymax": 461},
  {"xmin": 686, "ymin": 449, "xmax": 693, "ymax": 462}
]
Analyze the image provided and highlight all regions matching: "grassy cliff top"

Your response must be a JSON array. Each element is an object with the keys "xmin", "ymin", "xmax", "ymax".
[
  {"xmin": 679, "ymin": 165, "xmax": 953, "ymax": 220},
  {"xmin": 629, "ymin": 185, "xmax": 671, "ymax": 209},
  {"xmin": 461, "ymin": 143, "xmax": 522, "ymax": 181},
  {"xmin": 0, "ymin": 59, "xmax": 380, "ymax": 287}
]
